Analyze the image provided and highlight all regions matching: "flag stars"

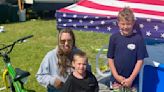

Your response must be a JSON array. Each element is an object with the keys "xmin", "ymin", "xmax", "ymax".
[
  {"xmin": 113, "ymin": 22, "xmax": 117, "ymax": 26},
  {"xmin": 79, "ymin": 20, "xmax": 83, "ymax": 23},
  {"xmin": 73, "ymin": 15, "xmax": 77, "ymax": 18},
  {"xmin": 63, "ymin": 13, "xmax": 67, "ymax": 17},
  {"xmin": 146, "ymin": 18, "xmax": 151, "ymax": 22},
  {"xmin": 58, "ymin": 18, "xmax": 62, "ymax": 22},
  {"xmin": 154, "ymin": 25, "xmax": 159, "ymax": 31},
  {"xmin": 161, "ymin": 33, "xmax": 164, "ymax": 38},
  {"xmin": 95, "ymin": 16, "xmax": 99, "ymax": 19},
  {"xmin": 63, "ymin": 24, "xmax": 67, "ymax": 26},
  {"xmin": 84, "ymin": 16, "xmax": 88, "ymax": 19},
  {"xmin": 107, "ymin": 26, "xmax": 112, "ymax": 31},
  {"xmin": 73, "ymin": 24, "xmax": 77, "ymax": 27},
  {"xmin": 96, "ymin": 26, "xmax": 99, "ymax": 30},
  {"xmin": 139, "ymin": 24, "xmax": 144, "ymax": 29},
  {"xmin": 68, "ymin": 19, "xmax": 72, "ymax": 22},
  {"xmin": 101, "ymin": 21, "xmax": 105, "ymax": 25},
  {"xmin": 90, "ymin": 20, "xmax": 94, "ymax": 24},
  {"xmin": 146, "ymin": 31, "xmax": 151, "ymax": 36},
  {"xmin": 84, "ymin": 26, "xmax": 88, "ymax": 29}
]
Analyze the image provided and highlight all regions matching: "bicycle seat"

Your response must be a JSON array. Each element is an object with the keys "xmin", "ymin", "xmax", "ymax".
[{"xmin": 14, "ymin": 68, "xmax": 30, "ymax": 81}]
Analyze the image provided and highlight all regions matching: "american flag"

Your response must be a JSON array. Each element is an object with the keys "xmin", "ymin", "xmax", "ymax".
[{"xmin": 55, "ymin": 0, "xmax": 164, "ymax": 41}]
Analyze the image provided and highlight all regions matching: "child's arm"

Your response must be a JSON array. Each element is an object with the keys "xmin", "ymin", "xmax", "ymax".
[
  {"xmin": 108, "ymin": 58, "xmax": 125, "ymax": 83},
  {"xmin": 122, "ymin": 60, "xmax": 143, "ymax": 87}
]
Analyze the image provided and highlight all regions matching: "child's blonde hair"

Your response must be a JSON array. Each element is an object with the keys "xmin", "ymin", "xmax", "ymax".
[
  {"xmin": 117, "ymin": 7, "xmax": 135, "ymax": 22},
  {"xmin": 73, "ymin": 50, "xmax": 88, "ymax": 63}
]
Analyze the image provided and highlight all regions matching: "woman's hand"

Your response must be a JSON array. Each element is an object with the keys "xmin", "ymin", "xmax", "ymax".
[{"xmin": 54, "ymin": 78, "xmax": 63, "ymax": 88}]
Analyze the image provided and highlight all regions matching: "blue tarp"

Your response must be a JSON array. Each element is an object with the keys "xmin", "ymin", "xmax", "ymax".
[{"xmin": 145, "ymin": 40, "xmax": 164, "ymax": 64}]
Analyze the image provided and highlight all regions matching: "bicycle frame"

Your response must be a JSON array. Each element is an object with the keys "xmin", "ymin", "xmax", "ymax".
[
  {"xmin": 3, "ymin": 53, "xmax": 26, "ymax": 92},
  {"xmin": 0, "ymin": 35, "xmax": 33, "ymax": 92}
]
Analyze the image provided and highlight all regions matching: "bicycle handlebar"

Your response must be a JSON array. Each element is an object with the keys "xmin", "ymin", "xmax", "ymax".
[
  {"xmin": 15, "ymin": 35, "xmax": 33, "ymax": 43},
  {"xmin": 0, "ymin": 35, "xmax": 33, "ymax": 54}
]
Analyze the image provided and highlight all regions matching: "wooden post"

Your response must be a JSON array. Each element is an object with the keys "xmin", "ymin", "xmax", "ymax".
[{"xmin": 18, "ymin": 0, "xmax": 23, "ymax": 11}]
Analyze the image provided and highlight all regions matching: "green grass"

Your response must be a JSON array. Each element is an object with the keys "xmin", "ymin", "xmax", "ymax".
[{"xmin": 0, "ymin": 19, "xmax": 110, "ymax": 91}]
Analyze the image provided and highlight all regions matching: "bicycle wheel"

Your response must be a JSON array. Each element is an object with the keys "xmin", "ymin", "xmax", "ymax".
[{"xmin": 96, "ymin": 44, "xmax": 111, "ymax": 77}]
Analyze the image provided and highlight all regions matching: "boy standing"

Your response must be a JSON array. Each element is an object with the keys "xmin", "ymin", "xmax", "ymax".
[
  {"xmin": 107, "ymin": 7, "xmax": 148, "ymax": 91},
  {"xmin": 62, "ymin": 50, "xmax": 99, "ymax": 92}
]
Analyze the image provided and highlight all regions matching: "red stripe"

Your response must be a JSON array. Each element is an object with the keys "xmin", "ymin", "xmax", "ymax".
[
  {"xmin": 75, "ymin": 0, "xmax": 164, "ymax": 16},
  {"xmin": 119, "ymin": 0, "xmax": 164, "ymax": 6},
  {"xmin": 59, "ymin": 8, "xmax": 115, "ymax": 17},
  {"xmin": 77, "ymin": 0, "xmax": 121, "ymax": 11}
]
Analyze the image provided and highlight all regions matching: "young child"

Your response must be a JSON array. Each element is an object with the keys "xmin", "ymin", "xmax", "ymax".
[
  {"xmin": 107, "ymin": 7, "xmax": 148, "ymax": 92},
  {"xmin": 62, "ymin": 50, "xmax": 99, "ymax": 92}
]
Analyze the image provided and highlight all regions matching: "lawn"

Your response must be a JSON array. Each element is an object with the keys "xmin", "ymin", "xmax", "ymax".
[{"xmin": 0, "ymin": 19, "xmax": 110, "ymax": 91}]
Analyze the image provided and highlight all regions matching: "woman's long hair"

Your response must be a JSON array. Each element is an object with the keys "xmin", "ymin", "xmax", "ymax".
[{"xmin": 57, "ymin": 28, "xmax": 75, "ymax": 77}]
